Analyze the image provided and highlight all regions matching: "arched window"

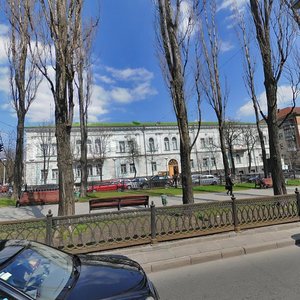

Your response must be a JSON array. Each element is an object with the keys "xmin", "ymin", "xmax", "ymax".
[
  {"xmin": 149, "ymin": 138, "xmax": 155, "ymax": 152},
  {"xmin": 172, "ymin": 137, "xmax": 178, "ymax": 150},
  {"xmin": 164, "ymin": 137, "xmax": 170, "ymax": 151}
]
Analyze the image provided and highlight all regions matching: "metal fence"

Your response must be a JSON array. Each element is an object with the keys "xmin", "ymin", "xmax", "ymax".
[{"xmin": 0, "ymin": 190, "xmax": 299, "ymax": 253}]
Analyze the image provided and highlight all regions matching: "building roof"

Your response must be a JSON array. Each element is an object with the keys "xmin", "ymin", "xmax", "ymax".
[{"xmin": 277, "ymin": 107, "xmax": 300, "ymax": 120}]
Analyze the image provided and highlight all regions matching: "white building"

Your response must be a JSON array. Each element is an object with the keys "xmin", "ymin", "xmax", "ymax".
[{"xmin": 24, "ymin": 122, "xmax": 269, "ymax": 186}]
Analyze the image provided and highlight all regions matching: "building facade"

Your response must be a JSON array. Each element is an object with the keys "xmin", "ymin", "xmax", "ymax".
[
  {"xmin": 278, "ymin": 107, "xmax": 300, "ymax": 170},
  {"xmin": 24, "ymin": 122, "xmax": 270, "ymax": 186}
]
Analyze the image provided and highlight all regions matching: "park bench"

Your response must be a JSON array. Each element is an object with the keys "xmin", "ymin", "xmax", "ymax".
[
  {"xmin": 17, "ymin": 189, "xmax": 59, "ymax": 206},
  {"xmin": 255, "ymin": 177, "xmax": 273, "ymax": 189},
  {"xmin": 89, "ymin": 194, "xmax": 149, "ymax": 212}
]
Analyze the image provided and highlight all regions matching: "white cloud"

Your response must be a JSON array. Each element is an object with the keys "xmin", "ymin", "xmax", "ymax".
[
  {"xmin": 238, "ymin": 85, "xmax": 299, "ymax": 118},
  {"xmin": 220, "ymin": 40, "xmax": 234, "ymax": 53},
  {"xmin": 178, "ymin": 0, "xmax": 197, "ymax": 38},
  {"xmin": 95, "ymin": 74, "xmax": 115, "ymax": 84},
  {"xmin": 218, "ymin": 0, "xmax": 248, "ymax": 12},
  {"xmin": 106, "ymin": 67, "xmax": 153, "ymax": 82}
]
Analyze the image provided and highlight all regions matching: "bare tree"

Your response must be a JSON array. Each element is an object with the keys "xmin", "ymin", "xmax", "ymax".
[
  {"xmin": 156, "ymin": 0, "xmax": 203, "ymax": 204},
  {"xmin": 126, "ymin": 137, "xmax": 140, "ymax": 178},
  {"xmin": 196, "ymin": 0, "xmax": 230, "ymax": 176},
  {"xmin": 284, "ymin": 0, "xmax": 300, "ymax": 26},
  {"xmin": 242, "ymin": 125, "xmax": 257, "ymax": 173},
  {"xmin": 74, "ymin": 13, "xmax": 98, "ymax": 197},
  {"xmin": 4, "ymin": 0, "xmax": 41, "ymax": 200},
  {"xmin": 38, "ymin": 126, "xmax": 53, "ymax": 185},
  {"xmin": 249, "ymin": 0, "xmax": 297, "ymax": 194},
  {"xmin": 93, "ymin": 134, "xmax": 111, "ymax": 182},
  {"xmin": 235, "ymin": 8, "xmax": 269, "ymax": 177},
  {"xmin": 224, "ymin": 120, "xmax": 242, "ymax": 175},
  {"xmin": 0, "ymin": 133, "xmax": 16, "ymax": 187},
  {"xmin": 31, "ymin": 0, "xmax": 85, "ymax": 215}
]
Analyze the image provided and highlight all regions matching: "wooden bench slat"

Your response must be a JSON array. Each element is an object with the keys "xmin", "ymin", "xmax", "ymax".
[{"xmin": 89, "ymin": 195, "xmax": 149, "ymax": 212}]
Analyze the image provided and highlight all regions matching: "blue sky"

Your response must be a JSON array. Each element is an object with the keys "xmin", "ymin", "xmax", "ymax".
[{"xmin": 0, "ymin": 0, "xmax": 298, "ymax": 137}]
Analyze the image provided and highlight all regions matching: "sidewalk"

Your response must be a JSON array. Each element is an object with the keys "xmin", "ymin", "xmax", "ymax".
[{"xmin": 99, "ymin": 222, "xmax": 300, "ymax": 273}]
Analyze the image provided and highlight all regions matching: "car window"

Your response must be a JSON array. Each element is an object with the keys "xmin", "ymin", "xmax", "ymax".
[{"xmin": 0, "ymin": 243, "xmax": 73, "ymax": 300}]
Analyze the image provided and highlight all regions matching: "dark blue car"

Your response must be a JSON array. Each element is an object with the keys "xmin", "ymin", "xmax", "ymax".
[{"xmin": 0, "ymin": 240, "xmax": 159, "ymax": 300}]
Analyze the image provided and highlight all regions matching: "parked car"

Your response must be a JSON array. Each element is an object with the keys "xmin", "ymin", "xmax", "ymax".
[
  {"xmin": 131, "ymin": 177, "xmax": 149, "ymax": 189},
  {"xmin": 0, "ymin": 239, "xmax": 159, "ymax": 300},
  {"xmin": 247, "ymin": 175, "xmax": 260, "ymax": 183},
  {"xmin": 192, "ymin": 174, "xmax": 220, "ymax": 185},
  {"xmin": 149, "ymin": 175, "xmax": 172, "ymax": 188},
  {"xmin": 87, "ymin": 181, "xmax": 128, "ymax": 192}
]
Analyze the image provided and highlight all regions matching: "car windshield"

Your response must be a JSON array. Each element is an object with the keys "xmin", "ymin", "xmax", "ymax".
[{"xmin": 0, "ymin": 242, "xmax": 73, "ymax": 300}]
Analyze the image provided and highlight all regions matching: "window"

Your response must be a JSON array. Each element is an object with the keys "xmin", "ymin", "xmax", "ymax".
[
  {"xmin": 211, "ymin": 157, "xmax": 216, "ymax": 167},
  {"xmin": 200, "ymin": 138, "xmax": 206, "ymax": 148},
  {"xmin": 236, "ymin": 154, "xmax": 241, "ymax": 164},
  {"xmin": 128, "ymin": 140, "xmax": 134, "ymax": 151},
  {"xmin": 51, "ymin": 144, "xmax": 57, "ymax": 156},
  {"xmin": 130, "ymin": 163, "xmax": 135, "ymax": 173},
  {"xmin": 96, "ymin": 164, "xmax": 102, "ymax": 175},
  {"xmin": 41, "ymin": 170, "xmax": 48, "ymax": 181},
  {"xmin": 76, "ymin": 165, "xmax": 81, "ymax": 177},
  {"xmin": 119, "ymin": 141, "xmax": 125, "ymax": 153},
  {"xmin": 87, "ymin": 165, "xmax": 93, "ymax": 176},
  {"xmin": 208, "ymin": 137, "xmax": 213, "ymax": 145},
  {"xmin": 95, "ymin": 138, "xmax": 102, "ymax": 153},
  {"xmin": 40, "ymin": 144, "xmax": 49, "ymax": 156},
  {"xmin": 190, "ymin": 159, "xmax": 194, "ymax": 168},
  {"xmin": 76, "ymin": 140, "xmax": 81, "ymax": 154},
  {"xmin": 149, "ymin": 138, "xmax": 155, "ymax": 152},
  {"xmin": 203, "ymin": 158, "xmax": 208, "ymax": 168},
  {"xmin": 172, "ymin": 137, "xmax": 178, "ymax": 150},
  {"xmin": 87, "ymin": 139, "xmax": 92, "ymax": 154},
  {"xmin": 120, "ymin": 164, "xmax": 127, "ymax": 174},
  {"xmin": 151, "ymin": 162, "xmax": 157, "ymax": 172},
  {"xmin": 52, "ymin": 169, "xmax": 58, "ymax": 180},
  {"xmin": 164, "ymin": 137, "xmax": 170, "ymax": 151}
]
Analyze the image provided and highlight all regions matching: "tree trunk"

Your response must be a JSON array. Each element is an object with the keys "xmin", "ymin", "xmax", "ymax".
[
  {"xmin": 218, "ymin": 126, "xmax": 230, "ymax": 176},
  {"xmin": 266, "ymin": 86, "xmax": 286, "ymax": 194},
  {"xmin": 13, "ymin": 116, "xmax": 24, "ymax": 200}
]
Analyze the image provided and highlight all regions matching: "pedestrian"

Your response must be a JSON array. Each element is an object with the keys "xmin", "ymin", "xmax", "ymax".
[
  {"xmin": 173, "ymin": 173, "xmax": 178, "ymax": 188},
  {"xmin": 225, "ymin": 173, "xmax": 234, "ymax": 196}
]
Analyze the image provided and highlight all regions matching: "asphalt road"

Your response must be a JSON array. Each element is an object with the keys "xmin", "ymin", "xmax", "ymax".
[{"xmin": 149, "ymin": 246, "xmax": 300, "ymax": 300}]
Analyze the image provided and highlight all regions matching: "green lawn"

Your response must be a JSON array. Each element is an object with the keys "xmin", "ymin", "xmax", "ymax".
[
  {"xmin": 84, "ymin": 183, "xmax": 255, "ymax": 200},
  {"xmin": 0, "ymin": 198, "xmax": 16, "ymax": 207}
]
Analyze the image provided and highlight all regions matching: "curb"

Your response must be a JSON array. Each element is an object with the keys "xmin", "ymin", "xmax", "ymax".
[{"xmin": 142, "ymin": 238, "xmax": 299, "ymax": 273}]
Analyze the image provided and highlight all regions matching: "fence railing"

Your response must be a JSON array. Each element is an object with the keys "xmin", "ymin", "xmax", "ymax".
[{"xmin": 0, "ymin": 189, "xmax": 299, "ymax": 253}]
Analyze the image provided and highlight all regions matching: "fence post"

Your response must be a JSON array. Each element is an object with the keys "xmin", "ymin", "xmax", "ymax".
[
  {"xmin": 46, "ymin": 209, "xmax": 53, "ymax": 246},
  {"xmin": 231, "ymin": 194, "xmax": 240, "ymax": 232},
  {"xmin": 295, "ymin": 188, "xmax": 300, "ymax": 217},
  {"xmin": 150, "ymin": 201, "xmax": 157, "ymax": 244}
]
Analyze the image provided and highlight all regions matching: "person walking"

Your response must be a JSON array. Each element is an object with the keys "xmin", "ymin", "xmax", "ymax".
[{"xmin": 225, "ymin": 173, "xmax": 234, "ymax": 196}]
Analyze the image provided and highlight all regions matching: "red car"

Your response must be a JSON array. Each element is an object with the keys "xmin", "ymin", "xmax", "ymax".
[{"xmin": 87, "ymin": 182, "xmax": 128, "ymax": 192}]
